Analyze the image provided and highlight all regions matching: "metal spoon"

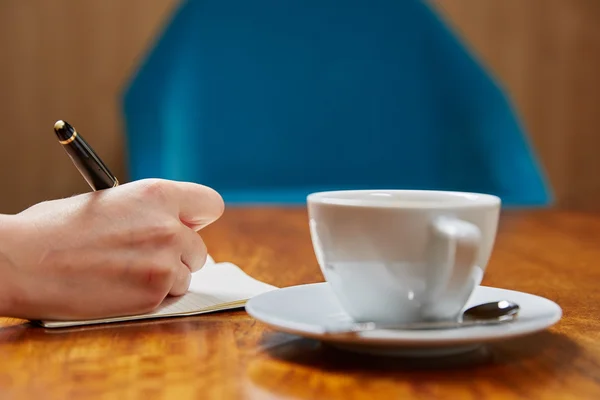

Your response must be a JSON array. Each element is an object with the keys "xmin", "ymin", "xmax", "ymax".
[{"xmin": 324, "ymin": 300, "xmax": 520, "ymax": 335}]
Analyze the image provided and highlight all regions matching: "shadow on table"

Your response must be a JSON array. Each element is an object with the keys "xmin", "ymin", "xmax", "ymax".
[
  {"xmin": 246, "ymin": 332, "xmax": 594, "ymax": 399},
  {"xmin": 0, "ymin": 311, "xmax": 250, "ymax": 343},
  {"xmin": 254, "ymin": 330, "xmax": 578, "ymax": 371}
]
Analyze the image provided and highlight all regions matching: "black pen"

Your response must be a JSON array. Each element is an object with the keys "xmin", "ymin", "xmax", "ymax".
[{"xmin": 53, "ymin": 120, "xmax": 119, "ymax": 190}]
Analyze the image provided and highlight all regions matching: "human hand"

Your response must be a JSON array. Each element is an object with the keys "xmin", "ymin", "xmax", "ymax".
[{"xmin": 0, "ymin": 178, "xmax": 224, "ymax": 320}]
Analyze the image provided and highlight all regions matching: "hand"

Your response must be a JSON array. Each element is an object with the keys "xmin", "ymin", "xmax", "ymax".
[{"xmin": 0, "ymin": 178, "xmax": 224, "ymax": 321}]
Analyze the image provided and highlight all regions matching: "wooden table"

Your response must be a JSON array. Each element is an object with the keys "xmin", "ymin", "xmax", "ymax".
[{"xmin": 1, "ymin": 207, "xmax": 600, "ymax": 399}]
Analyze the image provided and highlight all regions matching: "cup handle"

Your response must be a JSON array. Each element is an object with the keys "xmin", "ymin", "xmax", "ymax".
[{"xmin": 424, "ymin": 216, "xmax": 482, "ymax": 319}]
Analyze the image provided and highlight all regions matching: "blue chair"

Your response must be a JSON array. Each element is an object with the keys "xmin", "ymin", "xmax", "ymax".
[{"xmin": 122, "ymin": 0, "xmax": 552, "ymax": 206}]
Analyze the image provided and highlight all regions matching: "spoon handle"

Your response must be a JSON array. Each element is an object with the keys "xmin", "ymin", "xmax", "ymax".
[{"xmin": 324, "ymin": 318, "xmax": 512, "ymax": 335}]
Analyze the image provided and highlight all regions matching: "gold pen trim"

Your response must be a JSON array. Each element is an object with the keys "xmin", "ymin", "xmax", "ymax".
[
  {"xmin": 58, "ymin": 129, "xmax": 78, "ymax": 144},
  {"xmin": 113, "ymin": 178, "xmax": 119, "ymax": 187}
]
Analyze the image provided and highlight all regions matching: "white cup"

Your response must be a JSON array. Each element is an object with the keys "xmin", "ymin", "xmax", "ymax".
[{"xmin": 307, "ymin": 189, "xmax": 501, "ymax": 324}]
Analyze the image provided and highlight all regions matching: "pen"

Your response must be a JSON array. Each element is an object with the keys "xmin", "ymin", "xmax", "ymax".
[{"xmin": 53, "ymin": 120, "xmax": 119, "ymax": 191}]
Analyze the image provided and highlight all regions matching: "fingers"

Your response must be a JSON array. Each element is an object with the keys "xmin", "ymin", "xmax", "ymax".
[
  {"xmin": 170, "ymin": 181, "xmax": 225, "ymax": 230},
  {"xmin": 180, "ymin": 228, "xmax": 207, "ymax": 273},
  {"xmin": 119, "ymin": 178, "xmax": 220, "ymax": 298},
  {"xmin": 129, "ymin": 179, "xmax": 224, "ymax": 230},
  {"xmin": 169, "ymin": 263, "xmax": 192, "ymax": 296},
  {"xmin": 170, "ymin": 226, "xmax": 207, "ymax": 296}
]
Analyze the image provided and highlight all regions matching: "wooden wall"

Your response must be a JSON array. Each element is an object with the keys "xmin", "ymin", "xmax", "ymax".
[
  {"xmin": 0, "ymin": 0, "xmax": 180, "ymax": 214},
  {"xmin": 433, "ymin": 0, "xmax": 600, "ymax": 210},
  {"xmin": 0, "ymin": 0, "xmax": 599, "ymax": 213}
]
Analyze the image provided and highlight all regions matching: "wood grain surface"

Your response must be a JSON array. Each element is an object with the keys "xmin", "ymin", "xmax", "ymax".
[{"xmin": 1, "ymin": 207, "xmax": 600, "ymax": 399}]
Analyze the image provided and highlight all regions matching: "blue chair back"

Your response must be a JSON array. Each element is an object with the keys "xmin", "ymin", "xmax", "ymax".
[{"xmin": 122, "ymin": 0, "xmax": 552, "ymax": 206}]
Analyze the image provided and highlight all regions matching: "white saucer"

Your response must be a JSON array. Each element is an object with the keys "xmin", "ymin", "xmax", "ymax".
[{"xmin": 245, "ymin": 283, "xmax": 562, "ymax": 357}]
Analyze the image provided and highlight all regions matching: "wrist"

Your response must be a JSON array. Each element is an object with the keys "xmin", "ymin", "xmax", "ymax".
[{"xmin": 0, "ymin": 214, "xmax": 22, "ymax": 317}]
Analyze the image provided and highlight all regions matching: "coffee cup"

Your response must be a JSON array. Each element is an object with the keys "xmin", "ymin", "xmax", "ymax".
[{"xmin": 307, "ymin": 189, "xmax": 500, "ymax": 324}]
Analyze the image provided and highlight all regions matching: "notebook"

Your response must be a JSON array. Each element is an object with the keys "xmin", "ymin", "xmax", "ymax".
[{"xmin": 36, "ymin": 256, "xmax": 278, "ymax": 328}]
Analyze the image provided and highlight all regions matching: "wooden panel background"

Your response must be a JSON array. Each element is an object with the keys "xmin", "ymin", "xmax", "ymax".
[
  {"xmin": 0, "ymin": 0, "xmax": 181, "ymax": 214},
  {"xmin": 433, "ymin": 0, "xmax": 600, "ymax": 210},
  {"xmin": 0, "ymin": 0, "xmax": 599, "ymax": 213}
]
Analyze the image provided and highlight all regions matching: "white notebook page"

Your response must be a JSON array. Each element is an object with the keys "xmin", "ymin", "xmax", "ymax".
[{"xmin": 37, "ymin": 259, "xmax": 278, "ymax": 328}]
